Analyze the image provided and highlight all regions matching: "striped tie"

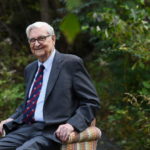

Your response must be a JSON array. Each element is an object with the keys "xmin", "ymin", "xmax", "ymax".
[{"xmin": 23, "ymin": 64, "xmax": 45, "ymax": 124}]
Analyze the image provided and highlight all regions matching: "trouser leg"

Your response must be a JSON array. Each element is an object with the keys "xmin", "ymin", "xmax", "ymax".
[
  {"xmin": 16, "ymin": 136, "xmax": 60, "ymax": 150},
  {"xmin": 0, "ymin": 132, "xmax": 27, "ymax": 150},
  {"xmin": 0, "ymin": 123, "xmax": 60, "ymax": 150},
  {"xmin": 0, "ymin": 124, "xmax": 33, "ymax": 150}
]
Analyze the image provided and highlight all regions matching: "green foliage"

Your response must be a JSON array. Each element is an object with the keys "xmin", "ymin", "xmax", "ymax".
[
  {"xmin": 60, "ymin": 13, "xmax": 80, "ymax": 44},
  {"xmin": 79, "ymin": 0, "xmax": 150, "ymax": 149},
  {"xmin": 0, "ymin": 41, "xmax": 33, "ymax": 119},
  {"xmin": 87, "ymin": 50, "xmax": 150, "ymax": 149},
  {"xmin": 0, "ymin": 83, "xmax": 24, "ymax": 119},
  {"xmin": 66, "ymin": 0, "xmax": 82, "ymax": 11}
]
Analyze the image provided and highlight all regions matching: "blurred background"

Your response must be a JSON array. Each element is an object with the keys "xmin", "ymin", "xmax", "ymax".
[{"xmin": 0, "ymin": 0, "xmax": 150, "ymax": 149}]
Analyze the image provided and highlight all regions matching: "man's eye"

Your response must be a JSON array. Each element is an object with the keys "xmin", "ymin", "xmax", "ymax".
[
  {"xmin": 30, "ymin": 38, "xmax": 36, "ymax": 43},
  {"xmin": 38, "ymin": 36, "xmax": 45, "ymax": 41}
]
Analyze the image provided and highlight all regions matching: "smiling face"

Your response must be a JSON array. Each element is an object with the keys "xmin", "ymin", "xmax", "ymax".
[{"xmin": 28, "ymin": 27, "xmax": 56, "ymax": 62}]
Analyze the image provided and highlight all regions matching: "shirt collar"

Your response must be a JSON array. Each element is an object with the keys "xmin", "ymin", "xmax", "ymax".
[{"xmin": 38, "ymin": 49, "xmax": 56, "ymax": 71}]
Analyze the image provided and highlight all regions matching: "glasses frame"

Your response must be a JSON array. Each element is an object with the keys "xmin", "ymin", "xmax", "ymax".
[{"xmin": 28, "ymin": 35, "xmax": 51, "ymax": 44}]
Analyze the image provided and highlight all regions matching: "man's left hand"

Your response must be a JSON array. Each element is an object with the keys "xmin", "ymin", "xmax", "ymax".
[{"xmin": 55, "ymin": 123, "xmax": 74, "ymax": 142}]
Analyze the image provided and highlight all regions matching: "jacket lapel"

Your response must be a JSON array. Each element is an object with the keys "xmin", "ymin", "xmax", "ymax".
[
  {"xmin": 45, "ymin": 51, "xmax": 64, "ymax": 101},
  {"xmin": 25, "ymin": 62, "xmax": 38, "ymax": 100}
]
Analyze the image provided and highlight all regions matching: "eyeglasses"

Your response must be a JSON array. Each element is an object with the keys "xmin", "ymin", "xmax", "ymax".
[{"xmin": 28, "ymin": 35, "xmax": 51, "ymax": 44}]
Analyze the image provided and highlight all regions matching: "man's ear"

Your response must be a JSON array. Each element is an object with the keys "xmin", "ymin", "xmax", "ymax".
[{"xmin": 52, "ymin": 35, "xmax": 56, "ymax": 42}]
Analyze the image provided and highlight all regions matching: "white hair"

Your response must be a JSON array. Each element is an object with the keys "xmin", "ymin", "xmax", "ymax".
[{"xmin": 26, "ymin": 21, "xmax": 55, "ymax": 38}]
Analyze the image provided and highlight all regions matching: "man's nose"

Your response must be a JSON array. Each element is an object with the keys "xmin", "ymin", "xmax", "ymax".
[{"xmin": 34, "ymin": 40, "xmax": 40, "ymax": 46}]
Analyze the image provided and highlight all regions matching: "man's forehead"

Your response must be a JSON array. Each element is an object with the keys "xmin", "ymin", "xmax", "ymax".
[{"xmin": 29, "ymin": 27, "xmax": 48, "ymax": 37}]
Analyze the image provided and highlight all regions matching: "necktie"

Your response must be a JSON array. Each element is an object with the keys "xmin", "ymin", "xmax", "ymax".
[{"xmin": 23, "ymin": 64, "xmax": 45, "ymax": 124}]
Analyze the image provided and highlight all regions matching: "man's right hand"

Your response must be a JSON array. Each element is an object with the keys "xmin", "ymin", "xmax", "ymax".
[{"xmin": 0, "ymin": 118, "xmax": 13, "ymax": 136}]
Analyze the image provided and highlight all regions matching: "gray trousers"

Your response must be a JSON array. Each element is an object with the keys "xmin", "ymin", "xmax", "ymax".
[{"xmin": 0, "ymin": 123, "xmax": 60, "ymax": 150}]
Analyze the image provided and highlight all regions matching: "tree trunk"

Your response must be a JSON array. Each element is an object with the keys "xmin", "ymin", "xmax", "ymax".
[{"xmin": 40, "ymin": 0, "xmax": 50, "ymax": 22}]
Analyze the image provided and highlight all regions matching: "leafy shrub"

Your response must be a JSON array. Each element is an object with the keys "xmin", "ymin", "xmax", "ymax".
[{"xmin": 0, "ymin": 41, "xmax": 33, "ymax": 119}]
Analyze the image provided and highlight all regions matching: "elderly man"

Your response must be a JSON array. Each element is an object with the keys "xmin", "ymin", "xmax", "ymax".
[{"xmin": 0, "ymin": 21, "xmax": 100, "ymax": 150}]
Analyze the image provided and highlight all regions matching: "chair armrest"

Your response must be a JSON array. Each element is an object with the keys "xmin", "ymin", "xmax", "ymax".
[{"xmin": 65, "ymin": 126, "xmax": 101, "ymax": 144}]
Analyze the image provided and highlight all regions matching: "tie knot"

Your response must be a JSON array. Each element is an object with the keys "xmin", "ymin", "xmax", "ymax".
[{"xmin": 39, "ymin": 65, "xmax": 45, "ymax": 71}]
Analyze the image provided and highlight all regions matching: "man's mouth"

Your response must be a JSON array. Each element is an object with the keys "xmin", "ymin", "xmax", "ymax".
[{"xmin": 34, "ymin": 46, "xmax": 44, "ymax": 51}]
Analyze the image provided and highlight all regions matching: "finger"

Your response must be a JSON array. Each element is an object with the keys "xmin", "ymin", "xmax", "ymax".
[
  {"xmin": 58, "ymin": 126, "xmax": 66, "ymax": 140},
  {"xmin": 62, "ymin": 133, "xmax": 69, "ymax": 142},
  {"xmin": 60, "ymin": 127, "xmax": 70, "ymax": 142},
  {"xmin": 55, "ymin": 127, "xmax": 60, "ymax": 137},
  {"xmin": 57, "ymin": 126, "xmax": 67, "ymax": 141},
  {"xmin": 55, "ymin": 125, "xmax": 63, "ymax": 138}
]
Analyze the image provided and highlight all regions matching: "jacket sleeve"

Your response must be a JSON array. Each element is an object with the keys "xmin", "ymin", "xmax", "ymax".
[
  {"xmin": 67, "ymin": 58, "xmax": 100, "ymax": 132},
  {"xmin": 9, "ymin": 102, "xmax": 25, "ymax": 119}
]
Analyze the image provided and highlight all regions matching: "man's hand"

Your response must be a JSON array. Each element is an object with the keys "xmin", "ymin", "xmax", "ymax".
[
  {"xmin": 55, "ymin": 123, "xmax": 74, "ymax": 142},
  {"xmin": 0, "ymin": 118, "xmax": 13, "ymax": 136}
]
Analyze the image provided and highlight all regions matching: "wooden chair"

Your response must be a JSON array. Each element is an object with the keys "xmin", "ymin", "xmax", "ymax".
[{"xmin": 61, "ymin": 120, "xmax": 101, "ymax": 150}]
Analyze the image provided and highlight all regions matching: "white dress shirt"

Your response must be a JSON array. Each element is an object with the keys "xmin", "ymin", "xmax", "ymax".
[{"xmin": 28, "ymin": 49, "xmax": 56, "ymax": 122}]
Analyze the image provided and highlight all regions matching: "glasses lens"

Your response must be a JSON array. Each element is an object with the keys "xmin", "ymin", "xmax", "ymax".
[
  {"xmin": 37, "ymin": 36, "xmax": 47, "ymax": 42},
  {"xmin": 29, "ymin": 38, "xmax": 36, "ymax": 43}
]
